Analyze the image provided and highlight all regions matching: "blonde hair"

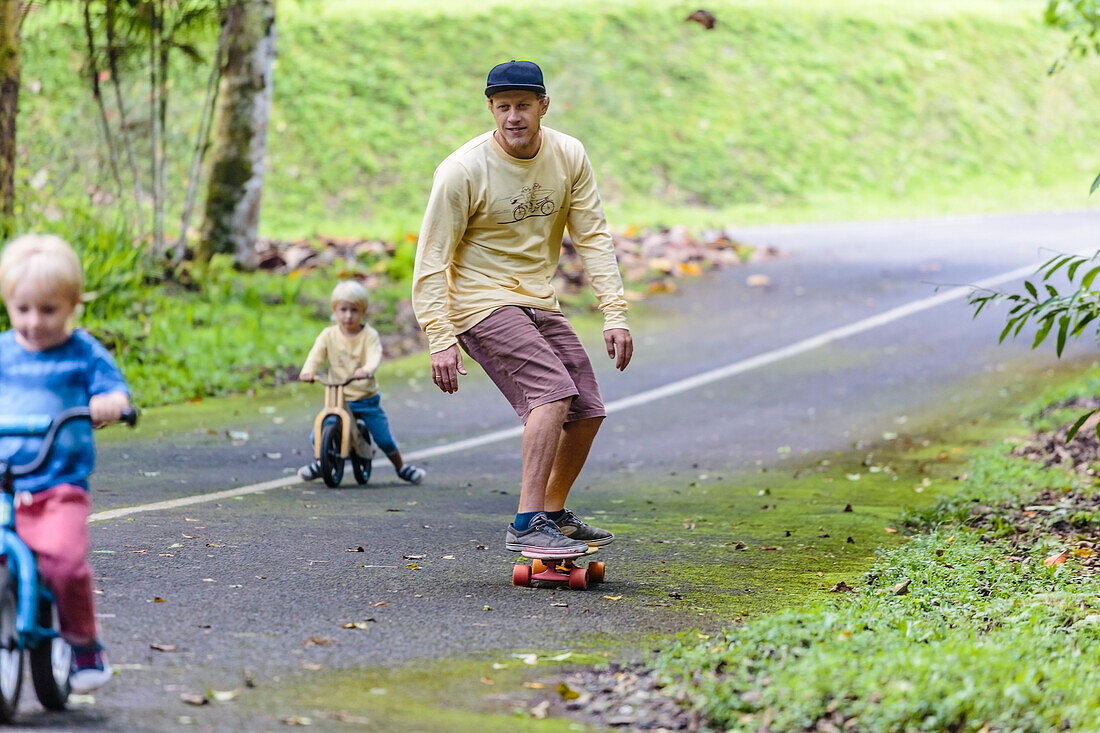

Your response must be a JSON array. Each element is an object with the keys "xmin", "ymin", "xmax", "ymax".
[
  {"xmin": 0, "ymin": 234, "xmax": 84, "ymax": 306},
  {"xmin": 330, "ymin": 279, "xmax": 369, "ymax": 315}
]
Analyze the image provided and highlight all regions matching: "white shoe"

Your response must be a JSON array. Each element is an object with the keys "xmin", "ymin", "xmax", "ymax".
[{"xmin": 70, "ymin": 649, "xmax": 112, "ymax": 693}]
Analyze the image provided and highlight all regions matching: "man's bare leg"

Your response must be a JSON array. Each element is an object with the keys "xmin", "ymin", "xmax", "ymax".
[
  {"xmin": 544, "ymin": 416, "xmax": 603, "ymax": 511},
  {"xmin": 517, "ymin": 398, "xmax": 571, "ymax": 513}
]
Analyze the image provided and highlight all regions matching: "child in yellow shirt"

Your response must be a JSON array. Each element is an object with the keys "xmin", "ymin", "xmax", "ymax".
[{"xmin": 297, "ymin": 280, "xmax": 425, "ymax": 484}]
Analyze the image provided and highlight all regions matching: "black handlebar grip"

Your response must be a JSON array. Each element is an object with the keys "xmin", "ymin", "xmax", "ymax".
[{"xmin": 121, "ymin": 407, "xmax": 139, "ymax": 427}]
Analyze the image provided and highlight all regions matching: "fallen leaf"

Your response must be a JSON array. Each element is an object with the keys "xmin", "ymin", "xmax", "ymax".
[
  {"xmin": 211, "ymin": 689, "xmax": 238, "ymax": 702},
  {"xmin": 557, "ymin": 681, "xmax": 580, "ymax": 700},
  {"xmin": 304, "ymin": 636, "xmax": 336, "ymax": 646},
  {"xmin": 150, "ymin": 643, "xmax": 177, "ymax": 652},
  {"xmin": 370, "ymin": 601, "xmax": 390, "ymax": 607},
  {"xmin": 1044, "ymin": 550, "xmax": 1069, "ymax": 567},
  {"xmin": 603, "ymin": 595, "xmax": 622, "ymax": 601},
  {"xmin": 890, "ymin": 579, "xmax": 911, "ymax": 595},
  {"xmin": 829, "ymin": 581, "xmax": 855, "ymax": 593},
  {"xmin": 1074, "ymin": 547, "xmax": 1094, "ymax": 558},
  {"xmin": 746, "ymin": 273, "xmax": 770, "ymax": 287},
  {"xmin": 884, "ymin": 527, "xmax": 898, "ymax": 534},
  {"xmin": 686, "ymin": 8, "xmax": 717, "ymax": 29},
  {"xmin": 281, "ymin": 716, "xmax": 312, "ymax": 726},
  {"xmin": 529, "ymin": 700, "xmax": 550, "ymax": 719},
  {"xmin": 346, "ymin": 546, "xmax": 365, "ymax": 553},
  {"xmin": 406, "ymin": 563, "xmax": 420, "ymax": 570},
  {"xmin": 180, "ymin": 693, "xmax": 208, "ymax": 706},
  {"xmin": 152, "ymin": 597, "xmax": 166, "ymax": 603},
  {"xmin": 403, "ymin": 554, "xmax": 425, "ymax": 560},
  {"xmin": 340, "ymin": 621, "xmax": 373, "ymax": 630},
  {"xmin": 523, "ymin": 681, "xmax": 546, "ymax": 689}
]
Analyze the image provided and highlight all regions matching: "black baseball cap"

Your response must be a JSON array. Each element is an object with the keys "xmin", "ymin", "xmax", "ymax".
[{"xmin": 485, "ymin": 60, "xmax": 546, "ymax": 97}]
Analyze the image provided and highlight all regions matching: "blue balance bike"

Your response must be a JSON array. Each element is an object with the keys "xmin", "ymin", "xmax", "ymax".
[{"xmin": 0, "ymin": 406, "xmax": 136, "ymax": 721}]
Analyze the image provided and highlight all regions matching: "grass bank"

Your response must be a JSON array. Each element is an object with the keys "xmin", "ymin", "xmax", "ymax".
[
  {"xmin": 15, "ymin": 0, "xmax": 1100, "ymax": 240},
  {"xmin": 650, "ymin": 368, "xmax": 1100, "ymax": 731}
]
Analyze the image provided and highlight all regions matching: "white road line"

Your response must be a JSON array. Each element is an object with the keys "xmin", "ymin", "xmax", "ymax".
[{"xmin": 87, "ymin": 259, "xmax": 1050, "ymax": 524}]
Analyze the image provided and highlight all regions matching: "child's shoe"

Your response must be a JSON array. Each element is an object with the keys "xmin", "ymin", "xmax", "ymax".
[
  {"xmin": 397, "ymin": 465, "xmax": 425, "ymax": 484},
  {"xmin": 297, "ymin": 461, "xmax": 321, "ymax": 481},
  {"xmin": 70, "ymin": 643, "xmax": 112, "ymax": 693}
]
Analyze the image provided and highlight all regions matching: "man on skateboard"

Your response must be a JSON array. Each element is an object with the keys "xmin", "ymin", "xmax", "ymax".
[{"xmin": 412, "ymin": 60, "xmax": 633, "ymax": 558}]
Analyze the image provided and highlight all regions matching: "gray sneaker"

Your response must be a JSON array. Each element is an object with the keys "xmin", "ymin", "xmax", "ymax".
[
  {"xmin": 555, "ymin": 508, "xmax": 615, "ymax": 546},
  {"xmin": 505, "ymin": 512, "xmax": 589, "ymax": 557}
]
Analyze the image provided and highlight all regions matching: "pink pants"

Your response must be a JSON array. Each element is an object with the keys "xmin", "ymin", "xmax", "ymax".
[{"xmin": 14, "ymin": 485, "xmax": 97, "ymax": 646}]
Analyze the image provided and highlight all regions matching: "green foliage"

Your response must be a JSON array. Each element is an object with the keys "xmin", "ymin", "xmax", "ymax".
[
  {"xmin": 0, "ymin": 200, "xmax": 379, "ymax": 407},
  {"xmin": 1044, "ymin": 0, "xmax": 1100, "ymax": 193},
  {"xmin": 1046, "ymin": 0, "xmax": 1100, "ymax": 67},
  {"xmin": 15, "ymin": 0, "xmax": 1100, "ymax": 239},
  {"xmin": 654, "ymin": 450, "xmax": 1100, "ymax": 731},
  {"xmin": 967, "ymin": 252, "xmax": 1100, "ymax": 438},
  {"xmin": 902, "ymin": 444, "xmax": 1076, "ymax": 527},
  {"xmin": 0, "ymin": 199, "xmax": 145, "ymax": 331}
]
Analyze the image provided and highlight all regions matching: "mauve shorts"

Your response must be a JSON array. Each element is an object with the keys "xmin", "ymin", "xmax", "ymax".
[{"xmin": 457, "ymin": 306, "xmax": 605, "ymax": 424}]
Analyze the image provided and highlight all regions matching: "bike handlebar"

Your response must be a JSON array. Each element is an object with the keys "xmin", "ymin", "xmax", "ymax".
[
  {"xmin": 3, "ymin": 406, "xmax": 138, "ymax": 479},
  {"xmin": 314, "ymin": 374, "xmax": 369, "ymax": 387}
]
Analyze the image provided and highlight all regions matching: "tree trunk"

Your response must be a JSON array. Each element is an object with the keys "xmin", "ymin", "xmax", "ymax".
[
  {"xmin": 197, "ymin": 0, "xmax": 275, "ymax": 269},
  {"xmin": 0, "ymin": 0, "xmax": 20, "ymax": 225}
]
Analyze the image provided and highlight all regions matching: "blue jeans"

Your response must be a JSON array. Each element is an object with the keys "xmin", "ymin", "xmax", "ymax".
[
  {"xmin": 346, "ymin": 394, "xmax": 399, "ymax": 455},
  {"xmin": 310, "ymin": 394, "xmax": 399, "ymax": 456}
]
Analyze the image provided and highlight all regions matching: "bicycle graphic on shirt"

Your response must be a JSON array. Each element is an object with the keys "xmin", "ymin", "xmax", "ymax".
[{"xmin": 498, "ymin": 183, "xmax": 558, "ymax": 223}]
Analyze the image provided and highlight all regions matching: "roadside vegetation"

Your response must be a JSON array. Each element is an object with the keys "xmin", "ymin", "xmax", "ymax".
[
  {"xmin": 639, "ymin": 374, "xmax": 1100, "ymax": 731},
  {"xmin": 5, "ymin": 0, "xmax": 1098, "ymax": 406}
]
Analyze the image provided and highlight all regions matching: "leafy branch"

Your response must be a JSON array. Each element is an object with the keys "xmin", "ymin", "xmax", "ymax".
[
  {"xmin": 968, "ymin": 251, "xmax": 1100, "ymax": 438},
  {"xmin": 1044, "ymin": 0, "xmax": 1100, "ymax": 193}
]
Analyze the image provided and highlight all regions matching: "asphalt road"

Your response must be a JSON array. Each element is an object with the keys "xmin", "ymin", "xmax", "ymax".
[{"xmin": 13, "ymin": 210, "xmax": 1100, "ymax": 730}]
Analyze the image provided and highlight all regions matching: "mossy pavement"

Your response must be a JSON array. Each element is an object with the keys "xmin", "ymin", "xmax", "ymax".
[{"xmin": 206, "ymin": 355, "xmax": 1100, "ymax": 731}]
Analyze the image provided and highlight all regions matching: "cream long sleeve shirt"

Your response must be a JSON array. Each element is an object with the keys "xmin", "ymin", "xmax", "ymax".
[
  {"xmin": 301, "ymin": 325, "xmax": 382, "ymax": 401},
  {"xmin": 412, "ymin": 126, "xmax": 629, "ymax": 354}
]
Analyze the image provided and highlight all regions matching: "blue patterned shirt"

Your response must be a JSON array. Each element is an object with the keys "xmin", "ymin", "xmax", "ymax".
[{"xmin": 0, "ymin": 329, "xmax": 130, "ymax": 493}]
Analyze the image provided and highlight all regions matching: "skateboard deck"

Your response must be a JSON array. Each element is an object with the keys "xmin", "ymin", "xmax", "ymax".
[{"xmin": 511, "ymin": 546, "xmax": 605, "ymax": 590}]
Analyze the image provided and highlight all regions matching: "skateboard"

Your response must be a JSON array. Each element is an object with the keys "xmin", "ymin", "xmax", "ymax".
[{"xmin": 511, "ymin": 546, "xmax": 605, "ymax": 590}]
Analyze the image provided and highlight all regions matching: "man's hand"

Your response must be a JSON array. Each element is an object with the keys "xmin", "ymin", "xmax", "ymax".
[
  {"xmin": 352, "ymin": 368, "xmax": 372, "ymax": 380},
  {"xmin": 604, "ymin": 328, "xmax": 633, "ymax": 371},
  {"xmin": 431, "ymin": 344, "xmax": 467, "ymax": 394},
  {"xmin": 299, "ymin": 370, "xmax": 315, "ymax": 382},
  {"xmin": 89, "ymin": 391, "xmax": 132, "ymax": 427}
]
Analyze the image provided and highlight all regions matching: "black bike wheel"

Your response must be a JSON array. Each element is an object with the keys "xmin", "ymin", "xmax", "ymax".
[
  {"xmin": 30, "ymin": 598, "xmax": 70, "ymax": 710},
  {"xmin": 319, "ymin": 421, "xmax": 344, "ymax": 488},
  {"xmin": 352, "ymin": 452, "xmax": 372, "ymax": 485},
  {"xmin": 0, "ymin": 570, "xmax": 24, "ymax": 723}
]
